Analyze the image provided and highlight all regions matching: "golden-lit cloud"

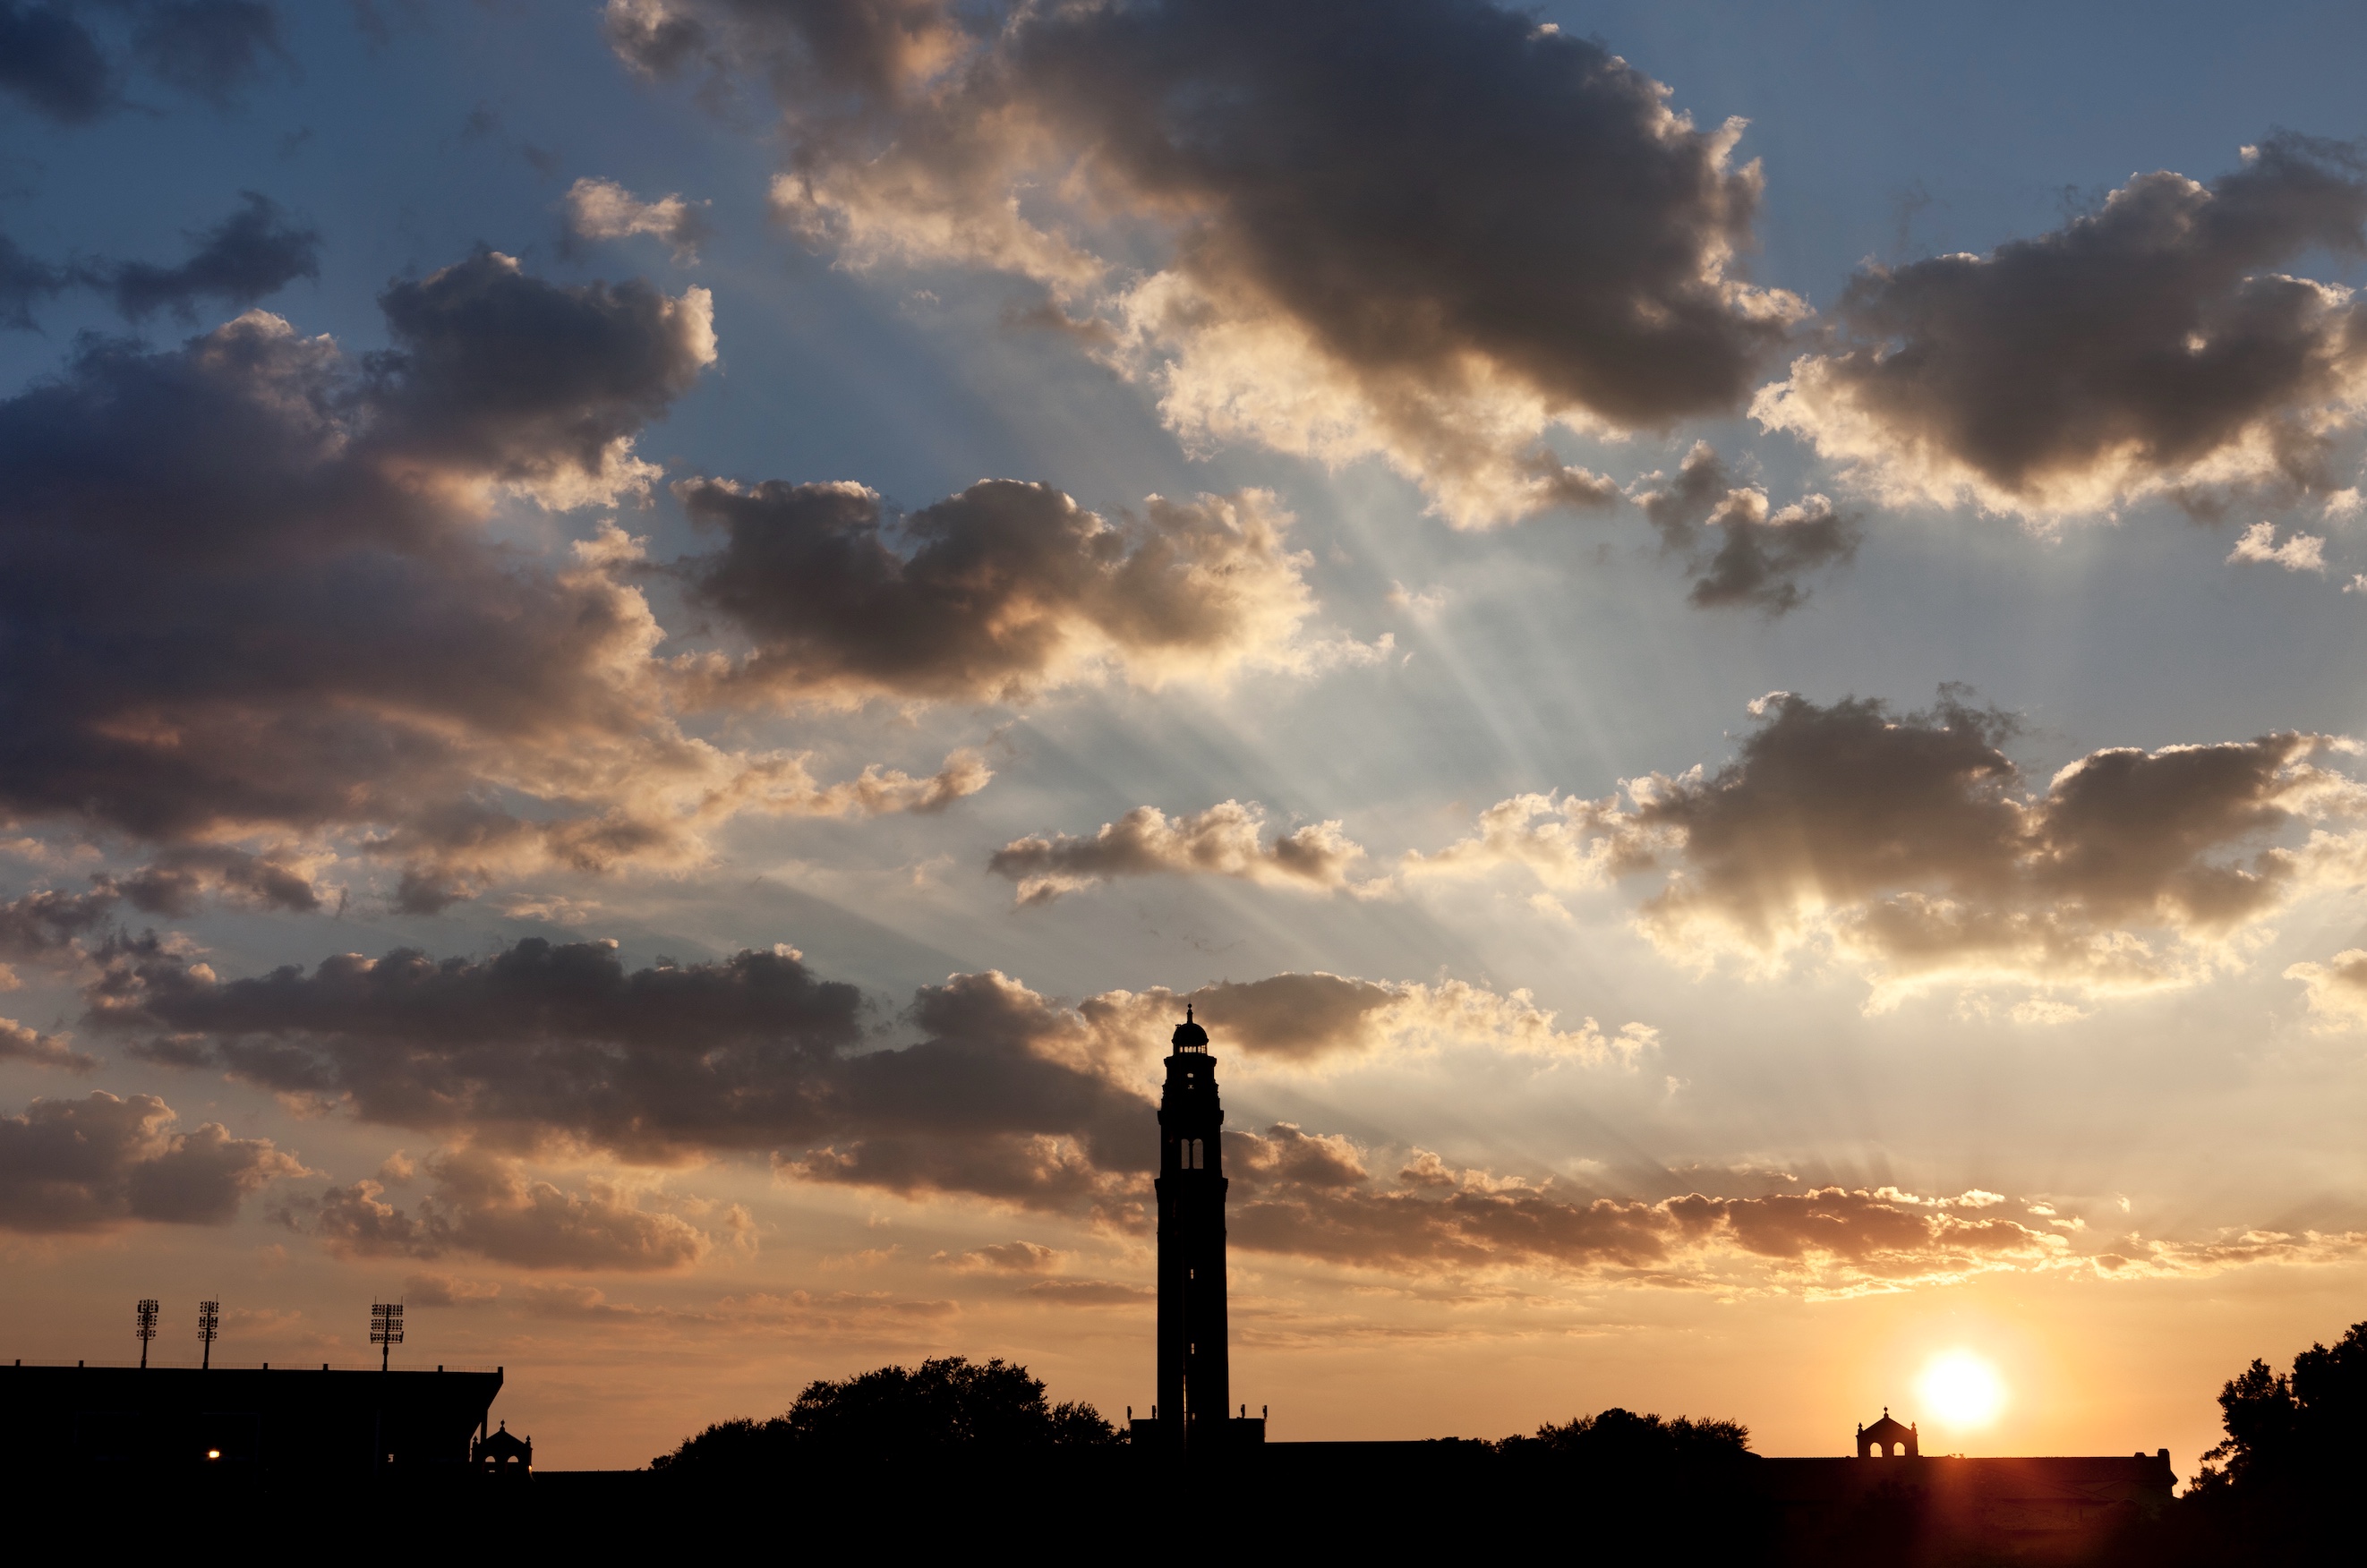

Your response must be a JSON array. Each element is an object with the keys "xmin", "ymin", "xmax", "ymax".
[
  {"xmin": 611, "ymin": 0, "xmax": 1806, "ymax": 526},
  {"xmin": 564, "ymin": 175, "xmax": 711, "ymax": 262},
  {"xmin": 676, "ymin": 481, "xmax": 1365, "ymax": 705},
  {"xmin": 1755, "ymin": 135, "xmax": 2367, "ymax": 522},
  {"xmin": 1414, "ymin": 690, "xmax": 2367, "ymax": 1007},
  {"xmin": 1227, "ymin": 1139, "xmax": 2072, "ymax": 1293},
  {"xmin": 987, "ymin": 801, "xmax": 1373, "ymax": 905},
  {"xmin": 281, "ymin": 1146, "xmax": 721, "ymax": 1272},
  {"xmin": 2282, "ymin": 948, "xmax": 2367, "ymax": 1027},
  {"xmin": 1079, "ymin": 975, "xmax": 1654, "ymax": 1073}
]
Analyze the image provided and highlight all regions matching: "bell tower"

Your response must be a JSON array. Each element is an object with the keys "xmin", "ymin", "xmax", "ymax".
[{"xmin": 1157, "ymin": 1006, "xmax": 1229, "ymax": 1442}]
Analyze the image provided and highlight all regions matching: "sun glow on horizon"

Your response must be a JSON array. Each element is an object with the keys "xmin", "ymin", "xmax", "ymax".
[{"xmin": 1917, "ymin": 1350, "xmax": 2008, "ymax": 1429}]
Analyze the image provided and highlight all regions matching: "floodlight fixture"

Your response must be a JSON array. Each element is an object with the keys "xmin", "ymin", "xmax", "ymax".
[
  {"xmin": 135, "ymin": 1299, "xmax": 159, "ymax": 1369},
  {"xmin": 198, "ymin": 1300, "xmax": 220, "ymax": 1370},
  {"xmin": 370, "ymin": 1301, "xmax": 405, "ymax": 1372}
]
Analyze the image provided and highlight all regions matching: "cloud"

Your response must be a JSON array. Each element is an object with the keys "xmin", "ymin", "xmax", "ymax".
[
  {"xmin": 723, "ymin": 748, "xmax": 994, "ymax": 819},
  {"xmin": 1017, "ymin": 1278, "xmax": 1152, "ymax": 1306},
  {"xmin": 613, "ymin": 0, "xmax": 1806, "ymax": 527},
  {"xmin": 1224, "ymin": 1134, "xmax": 2072, "ymax": 1291},
  {"xmin": 0, "ymin": 249, "xmax": 987, "ymax": 900},
  {"xmin": 0, "ymin": 1091, "xmax": 302, "ymax": 1232},
  {"xmin": 404, "ymin": 1272, "xmax": 502, "ymax": 1308},
  {"xmin": 0, "ymin": 1, "xmax": 288, "ymax": 124},
  {"xmin": 369, "ymin": 250, "xmax": 715, "ymax": 508},
  {"xmin": 2090, "ymin": 1229, "xmax": 2367, "ymax": 1278},
  {"xmin": 565, "ymin": 176, "xmax": 711, "ymax": 263},
  {"xmin": 677, "ymin": 481, "xmax": 1340, "ymax": 703},
  {"xmin": 94, "ymin": 941, "xmax": 1158, "ymax": 1218},
  {"xmin": 89, "ymin": 192, "xmax": 320, "ymax": 323},
  {"xmin": 105, "ymin": 847, "xmax": 324, "ymax": 916},
  {"xmin": 1756, "ymin": 134, "xmax": 2367, "ymax": 520},
  {"xmin": 3, "ymin": 193, "xmax": 316, "ymax": 332},
  {"xmin": 0, "ymin": 233, "xmax": 73, "ymax": 330},
  {"xmin": 0, "ymin": 885, "xmax": 122, "ymax": 967},
  {"xmin": 129, "ymin": 0, "xmax": 289, "ymax": 107},
  {"xmin": 0, "ymin": 1017, "xmax": 92, "ymax": 1070},
  {"xmin": 987, "ymin": 800, "xmax": 1371, "ymax": 904},
  {"xmin": 939, "ymin": 1240, "xmax": 1064, "ymax": 1273},
  {"xmin": 1414, "ymin": 690, "xmax": 2367, "ymax": 1005},
  {"xmin": 2284, "ymin": 948, "xmax": 2367, "ymax": 1027},
  {"xmin": 1631, "ymin": 442, "xmax": 1859, "ymax": 612},
  {"xmin": 285, "ymin": 1146, "xmax": 713, "ymax": 1271},
  {"xmin": 1080, "ymin": 973, "xmax": 1654, "ymax": 1069},
  {"xmin": 90, "ymin": 927, "xmax": 1648, "ymax": 1225},
  {"xmin": 2226, "ymin": 520, "xmax": 2328, "ymax": 573},
  {"xmin": 0, "ymin": 2, "xmax": 113, "ymax": 123}
]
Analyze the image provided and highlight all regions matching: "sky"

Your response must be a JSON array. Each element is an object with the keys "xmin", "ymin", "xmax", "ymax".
[{"xmin": 4, "ymin": 0, "xmax": 2367, "ymax": 1472}]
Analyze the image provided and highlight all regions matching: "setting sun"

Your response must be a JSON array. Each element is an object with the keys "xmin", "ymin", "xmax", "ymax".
[{"xmin": 1918, "ymin": 1351, "xmax": 2008, "ymax": 1429}]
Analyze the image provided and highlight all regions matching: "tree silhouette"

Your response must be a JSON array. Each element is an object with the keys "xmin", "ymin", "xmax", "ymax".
[
  {"xmin": 2172, "ymin": 1317, "xmax": 2367, "ymax": 1559},
  {"xmin": 652, "ymin": 1356, "xmax": 1118, "ymax": 1471},
  {"xmin": 1507, "ymin": 1407, "xmax": 1752, "ymax": 1465}
]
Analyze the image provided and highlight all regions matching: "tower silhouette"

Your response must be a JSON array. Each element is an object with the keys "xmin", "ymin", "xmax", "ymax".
[{"xmin": 1157, "ymin": 1006, "xmax": 1228, "ymax": 1444}]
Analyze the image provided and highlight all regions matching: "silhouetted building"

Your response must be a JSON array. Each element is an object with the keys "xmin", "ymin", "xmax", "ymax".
[
  {"xmin": 474, "ymin": 1419, "xmax": 531, "ymax": 1478},
  {"xmin": 1857, "ymin": 1408, "xmax": 1918, "ymax": 1457},
  {"xmin": 1756, "ymin": 1414, "xmax": 2175, "ymax": 1559},
  {"xmin": 1136, "ymin": 1009, "xmax": 1261, "ymax": 1452},
  {"xmin": 0, "ymin": 1362, "xmax": 504, "ymax": 1472}
]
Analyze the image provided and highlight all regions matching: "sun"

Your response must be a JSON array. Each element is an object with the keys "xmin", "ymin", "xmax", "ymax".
[{"xmin": 1917, "ymin": 1350, "xmax": 2006, "ymax": 1428}]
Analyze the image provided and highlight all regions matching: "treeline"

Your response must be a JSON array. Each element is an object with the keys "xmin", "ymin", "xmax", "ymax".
[
  {"xmin": 650, "ymin": 1356, "xmax": 1752, "ymax": 1472},
  {"xmin": 650, "ymin": 1357, "xmax": 1120, "ymax": 1470},
  {"xmin": 2175, "ymin": 1317, "xmax": 2367, "ymax": 1557},
  {"xmin": 648, "ymin": 1324, "xmax": 2367, "ymax": 1563}
]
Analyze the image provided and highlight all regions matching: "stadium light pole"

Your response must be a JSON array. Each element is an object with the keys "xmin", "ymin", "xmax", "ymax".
[
  {"xmin": 370, "ymin": 1301, "xmax": 404, "ymax": 1372},
  {"xmin": 198, "ymin": 1300, "xmax": 219, "ymax": 1371},
  {"xmin": 135, "ymin": 1299, "xmax": 158, "ymax": 1369}
]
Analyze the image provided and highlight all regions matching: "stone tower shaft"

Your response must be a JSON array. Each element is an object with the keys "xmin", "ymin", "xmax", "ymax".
[{"xmin": 1156, "ymin": 1007, "xmax": 1228, "ymax": 1433}]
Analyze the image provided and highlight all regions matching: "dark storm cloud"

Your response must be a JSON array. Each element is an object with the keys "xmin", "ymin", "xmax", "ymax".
[
  {"xmin": 612, "ymin": 0, "xmax": 1803, "ymax": 525},
  {"xmin": 91, "ymin": 192, "xmax": 320, "ymax": 322},
  {"xmin": 1758, "ymin": 134, "xmax": 2367, "ymax": 516},
  {"xmin": 128, "ymin": 0, "xmax": 288, "ymax": 107},
  {"xmin": 0, "ymin": 2, "xmax": 286, "ymax": 123},
  {"xmin": 95, "ymin": 942, "xmax": 1158, "ymax": 1210},
  {"xmin": 0, "ymin": 2, "xmax": 112, "ymax": 122},
  {"xmin": 0, "ymin": 884, "xmax": 119, "ymax": 963},
  {"xmin": 2, "ymin": 194, "xmax": 315, "ymax": 330},
  {"xmin": 285, "ymin": 1146, "xmax": 714, "ymax": 1271},
  {"xmin": 369, "ymin": 250, "xmax": 715, "ymax": 497},
  {"xmin": 110, "ymin": 847, "xmax": 320, "ymax": 915},
  {"xmin": 0, "ymin": 233, "xmax": 73, "ymax": 328},
  {"xmin": 1630, "ymin": 443, "xmax": 1859, "ymax": 613},
  {"xmin": 678, "ymin": 478, "xmax": 1326, "ymax": 703},
  {"xmin": 0, "ymin": 251, "xmax": 739, "ymax": 892},
  {"xmin": 84, "ymin": 933, "xmax": 1643, "ymax": 1222},
  {"xmin": 0, "ymin": 1091, "xmax": 301, "ymax": 1231},
  {"xmin": 1423, "ymin": 690, "xmax": 2367, "ymax": 1000}
]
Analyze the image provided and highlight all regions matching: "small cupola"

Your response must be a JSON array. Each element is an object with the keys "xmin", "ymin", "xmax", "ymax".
[
  {"xmin": 1856, "ymin": 1408, "xmax": 1920, "ymax": 1458},
  {"xmin": 1172, "ymin": 1004, "xmax": 1209, "ymax": 1052}
]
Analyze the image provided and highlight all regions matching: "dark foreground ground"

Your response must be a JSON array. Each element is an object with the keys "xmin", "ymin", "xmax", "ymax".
[{"xmin": 6, "ymin": 1446, "xmax": 2339, "ymax": 1565}]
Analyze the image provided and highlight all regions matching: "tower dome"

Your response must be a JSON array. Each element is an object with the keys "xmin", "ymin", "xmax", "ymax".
[{"xmin": 1172, "ymin": 1004, "xmax": 1209, "ymax": 1051}]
